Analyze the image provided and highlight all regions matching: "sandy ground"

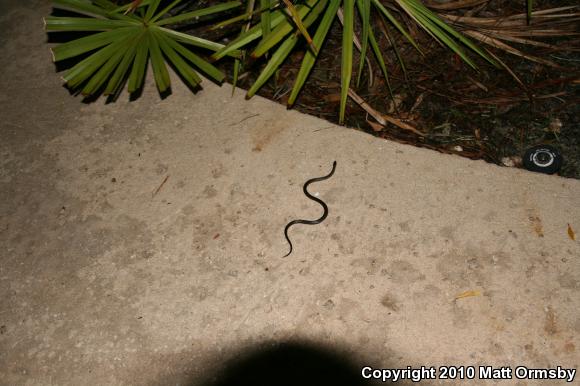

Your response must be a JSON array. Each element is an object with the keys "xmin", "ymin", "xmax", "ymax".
[{"xmin": 0, "ymin": 1, "xmax": 579, "ymax": 385}]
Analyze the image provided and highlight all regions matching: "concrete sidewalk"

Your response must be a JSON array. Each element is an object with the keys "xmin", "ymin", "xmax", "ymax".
[{"xmin": 1, "ymin": 1, "xmax": 579, "ymax": 385}]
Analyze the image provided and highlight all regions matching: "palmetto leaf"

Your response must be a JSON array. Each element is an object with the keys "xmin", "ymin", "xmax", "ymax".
[
  {"xmin": 260, "ymin": 0, "xmax": 273, "ymax": 38},
  {"xmin": 47, "ymin": 0, "xmax": 231, "ymax": 96},
  {"xmin": 340, "ymin": 0, "xmax": 354, "ymax": 124},
  {"xmin": 246, "ymin": 0, "xmax": 329, "ymax": 98},
  {"xmin": 247, "ymin": 34, "xmax": 299, "ymax": 98},
  {"xmin": 112, "ymin": 0, "xmax": 152, "ymax": 15},
  {"xmin": 64, "ymin": 29, "xmax": 141, "ymax": 86},
  {"xmin": 145, "ymin": 0, "xmax": 162, "ymax": 22},
  {"xmin": 156, "ymin": 1, "xmax": 242, "ymax": 26},
  {"xmin": 216, "ymin": 0, "xmax": 494, "ymax": 124},
  {"xmin": 104, "ymin": 33, "xmax": 140, "ymax": 95},
  {"xmin": 355, "ymin": 0, "xmax": 370, "ymax": 86},
  {"xmin": 368, "ymin": 24, "xmax": 395, "ymax": 103},
  {"xmin": 281, "ymin": 0, "xmax": 318, "ymax": 54},
  {"xmin": 159, "ymin": 28, "xmax": 239, "ymax": 57},
  {"xmin": 51, "ymin": 27, "xmax": 136, "ymax": 61},
  {"xmin": 251, "ymin": 0, "xmax": 319, "ymax": 58},
  {"xmin": 211, "ymin": 9, "xmax": 288, "ymax": 60},
  {"xmin": 155, "ymin": 28, "xmax": 202, "ymax": 87},
  {"xmin": 53, "ymin": 0, "xmax": 138, "ymax": 21},
  {"xmin": 231, "ymin": 0, "xmax": 256, "ymax": 95},
  {"xmin": 371, "ymin": 0, "xmax": 421, "ymax": 53},
  {"xmin": 128, "ymin": 33, "xmax": 149, "ymax": 93},
  {"xmin": 81, "ymin": 33, "xmax": 138, "ymax": 95},
  {"xmin": 92, "ymin": 0, "xmax": 120, "ymax": 11},
  {"xmin": 49, "ymin": 0, "xmax": 516, "ymax": 123},
  {"xmin": 44, "ymin": 17, "xmax": 137, "ymax": 31},
  {"xmin": 148, "ymin": 28, "xmax": 171, "ymax": 92},
  {"xmin": 288, "ymin": 0, "xmax": 340, "ymax": 107},
  {"xmin": 158, "ymin": 29, "xmax": 225, "ymax": 83},
  {"xmin": 396, "ymin": 0, "xmax": 497, "ymax": 67},
  {"xmin": 150, "ymin": 0, "xmax": 183, "ymax": 23}
]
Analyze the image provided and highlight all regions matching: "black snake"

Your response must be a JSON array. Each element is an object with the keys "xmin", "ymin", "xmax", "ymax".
[{"xmin": 283, "ymin": 161, "xmax": 337, "ymax": 257}]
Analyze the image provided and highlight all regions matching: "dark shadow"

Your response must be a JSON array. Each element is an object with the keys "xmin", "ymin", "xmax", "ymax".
[{"xmin": 196, "ymin": 340, "xmax": 386, "ymax": 386}]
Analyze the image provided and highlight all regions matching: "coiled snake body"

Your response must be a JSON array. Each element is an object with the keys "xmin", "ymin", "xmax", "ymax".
[{"xmin": 283, "ymin": 161, "xmax": 337, "ymax": 257}]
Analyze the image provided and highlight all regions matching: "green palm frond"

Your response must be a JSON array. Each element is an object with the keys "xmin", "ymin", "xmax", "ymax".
[
  {"xmin": 246, "ymin": 0, "xmax": 329, "ymax": 98},
  {"xmin": 340, "ymin": 0, "xmax": 355, "ymax": 124},
  {"xmin": 46, "ymin": 0, "xmax": 242, "ymax": 96},
  {"xmin": 213, "ymin": 0, "xmax": 498, "ymax": 124},
  {"xmin": 396, "ymin": 0, "xmax": 497, "ymax": 68}
]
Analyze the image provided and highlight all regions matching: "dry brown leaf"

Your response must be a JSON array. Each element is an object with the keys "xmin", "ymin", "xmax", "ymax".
[
  {"xmin": 323, "ymin": 94, "xmax": 342, "ymax": 102},
  {"xmin": 366, "ymin": 118, "xmax": 384, "ymax": 132},
  {"xmin": 441, "ymin": 6, "xmax": 580, "ymax": 25},
  {"xmin": 455, "ymin": 290, "xmax": 481, "ymax": 300},
  {"xmin": 464, "ymin": 30, "xmax": 561, "ymax": 68},
  {"xmin": 568, "ymin": 224, "xmax": 576, "ymax": 241},
  {"xmin": 348, "ymin": 89, "xmax": 425, "ymax": 136},
  {"xmin": 475, "ymin": 31, "xmax": 558, "ymax": 49}
]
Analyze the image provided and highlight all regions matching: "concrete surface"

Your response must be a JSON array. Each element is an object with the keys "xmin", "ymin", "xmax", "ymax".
[{"xmin": 1, "ymin": 1, "xmax": 579, "ymax": 385}]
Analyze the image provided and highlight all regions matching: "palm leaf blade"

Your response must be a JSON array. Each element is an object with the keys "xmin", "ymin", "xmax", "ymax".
[
  {"xmin": 260, "ymin": 0, "xmax": 272, "ymax": 38},
  {"xmin": 128, "ymin": 33, "xmax": 149, "ymax": 93},
  {"xmin": 154, "ymin": 29, "xmax": 202, "ymax": 88},
  {"xmin": 145, "ymin": 0, "xmax": 162, "ymax": 22},
  {"xmin": 156, "ymin": 1, "xmax": 242, "ymax": 26},
  {"xmin": 160, "ymin": 31, "xmax": 225, "ymax": 83},
  {"xmin": 403, "ymin": 0, "xmax": 497, "ymax": 66},
  {"xmin": 82, "ymin": 38, "xmax": 132, "ymax": 95},
  {"xmin": 288, "ymin": 0, "xmax": 340, "ymax": 106},
  {"xmin": 64, "ymin": 35, "xmax": 132, "ymax": 87},
  {"xmin": 255, "ymin": 0, "xmax": 328, "ymax": 59},
  {"xmin": 148, "ymin": 30, "xmax": 171, "ymax": 92},
  {"xmin": 356, "ymin": 0, "xmax": 371, "ymax": 86},
  {"xmin": 251, "ymin": 1, "xmax": 315, "ymax": 58},
  {"xmin": 212, "ymin": 9, "xmax": 287, "ymax": 60},
  {"xmin": 368, "ymin": 26, "xmax": 395, "ymax": 102},
  {"xmin": 247, "ymin": 35, "xmax": 299, "ymax": 98},
  {"xmin": 52, "ymin": 0, "xmax": 112, "ymax": 18},
  {"xmin": 372, "ymin": 0, "xmax": 422, "ymax": 53},
  {"xmin": 340, "ymin": 0, "xmax": 355, "ymax": 124},
  {"xmin": 53, "ymin": 0, "xmax": 137, "ymax": 21},
  {"xmin": 159, "ymin": 28, "xmax": 238, "ymax": 56},
  {"xmin": 44, "ymin": 16, "xmax": 135, "ymax": 31},
  {"xmin": 51, "ymin": 27, "xmax": 139, "ymax": 61},
  {"xmin": 105, "ymin": 35, "xmax": 140, "ymax": 94},
  {"xmin": 150, "ymin": 0, "xmax": 184, "ymax": 23}
]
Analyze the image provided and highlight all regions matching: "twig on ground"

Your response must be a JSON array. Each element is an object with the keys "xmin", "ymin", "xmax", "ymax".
[
  {"xmin": 152, "ymin": 175, "xmax": 169, "ymax": 198},
  {"xmin": 348, "ymin": 88, "xmax": 425, "ymax": 136}
]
